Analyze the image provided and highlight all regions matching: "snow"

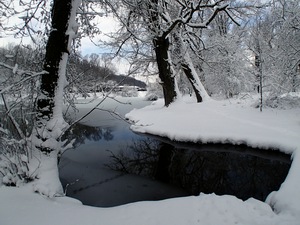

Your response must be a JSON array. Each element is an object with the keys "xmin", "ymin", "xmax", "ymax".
[
  {"xmin": 127, "ymin": 98, "xmax": 299, "ymax": 153},
  {"xmin": 126, "ymin": 95, "xmax": 300, "ymax": 221},
  {"xmin": 0, "ymin": 185, "xmax": 295, "ymax": 225},
  {"xmin": 12, "ymin": 64, "xmax": 18, "ymax": 74},
  {"xmin": 1, "ymin": 94, "xmax": 300, "ymax": 224}
]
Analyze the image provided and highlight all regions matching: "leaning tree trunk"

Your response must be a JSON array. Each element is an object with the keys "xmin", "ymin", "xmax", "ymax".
[
  {"xmin": 31, "ymin": 0, "xmax": 80, "ymax": 196},
  {"xmin": 153, "ymin": 36, "xmax": 177, "ymax": 106},
  {"xmin": 181, "ymin": 62, "xmax": 203, "ymax": 102},
  {"xmin": 172, "ymin": 32, "xmax": 209, "ymax": 103},
  {"xmin": 181, "ymin": 51, "xmax": 210, "ymax": 102}
]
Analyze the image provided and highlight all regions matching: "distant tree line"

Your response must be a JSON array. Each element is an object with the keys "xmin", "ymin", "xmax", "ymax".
[{"xmin": 0, "ymin": 44, "xmax": 146, "ymax": 94}]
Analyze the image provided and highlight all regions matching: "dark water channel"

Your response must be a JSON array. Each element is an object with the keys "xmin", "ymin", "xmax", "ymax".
[{"xmin": 59, "ymin": 97, "xmax": 291, "ymax": 207}]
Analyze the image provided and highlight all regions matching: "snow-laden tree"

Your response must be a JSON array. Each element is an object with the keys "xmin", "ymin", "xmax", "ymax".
[
  {"xmin": 0, "ymin": 0, "xmax": 146, "ymax": 195},
  {"xmin": 248, "ymin": 0, "xmax": 300, "ymax": 103},
  {"xmin": 109, "ymin": 0, "xmax": 233, "ymax": 106},
  {"xmin": 170, "ymin": 27, "xmax": 210, "ymax": 102},
  {"xmin": 202, "ymin": 26, "xmax": 254, "ymax": 98},
  {"xmin": 28, "ymin": 0, "xmax": 82, "ymax": 196},
  {"xmin": 0, "ymin": 0, "xmax": 85, "ymax": 196},
  {"xmin": 0, "ymin": 44, "xmax": 47, "ymax": 187},
  {"xmin": 182, "ymin": 0, "xmax": 262, "ymax": 99},
  {"xmin": 268, "ymin": 0, "xmax": 300, "ymax": 94}
]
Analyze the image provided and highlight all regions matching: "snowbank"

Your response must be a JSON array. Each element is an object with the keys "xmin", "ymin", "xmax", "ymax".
[
  {"xmin": 126, "ymin": 96, "xmax": 300, "ymax": 222},
  {"xmin": 0, "ymin": 185, "xmax": 296, "ymax": 225}
]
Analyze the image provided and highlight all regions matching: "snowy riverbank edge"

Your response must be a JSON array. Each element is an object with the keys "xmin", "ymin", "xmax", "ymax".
[
  {"xmin": 0, "ymin": 95, "xmax": 299, "ymax": 225},
  {"xmin": 125, "ymin": 96, "xmax": 300, "ymax": 223}
]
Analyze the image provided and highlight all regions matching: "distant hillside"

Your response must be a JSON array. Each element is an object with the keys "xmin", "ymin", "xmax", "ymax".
[
  {"xmin": 0, "ymin": 46, "xmax": 147, "ymax": 94},
  {"xmin": 67, "ymin": 54, "xmax": 147, "ymax": 92},
  {"xmin": 107, "ymin": 74, "xmax": 147, "ymax": 88}
]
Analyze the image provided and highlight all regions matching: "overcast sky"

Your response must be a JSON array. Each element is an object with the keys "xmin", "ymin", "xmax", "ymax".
[{"xmin": 0, "ymin": 10, "xmax": 136, "ymax": 76}]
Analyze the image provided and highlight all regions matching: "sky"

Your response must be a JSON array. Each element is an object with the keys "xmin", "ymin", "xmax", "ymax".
[{"xmin": 0, "ymin": 4, "xmax": 133, "ymax": 76}]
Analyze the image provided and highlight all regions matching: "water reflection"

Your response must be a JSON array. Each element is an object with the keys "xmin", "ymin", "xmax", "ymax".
[
  {"xmin": 108, "ymin": 138, "xmax": 291, "ymax": 201},
  {"xmin": 59, "ymin": 122, "xmax": 189, "ymax": 207},
  {"xmin": 62, "ymin": 123, "xmax": 114, "ymax": 148}
]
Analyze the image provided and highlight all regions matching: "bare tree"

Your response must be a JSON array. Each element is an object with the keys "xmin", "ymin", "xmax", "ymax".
[
  {"xmin": 109, "ymin": 0, "xmax": 232, "ymax": 106},
  {"xmin": 0, "ymin": 0, "xmax": 82, "ymax": 195},
  {"xmin": 28, "ymin": 0, "xmax": 81, "ymax": 196},
  {"xmin": 171, "ymin": 28, "xmax": 210, "ymax": 102},
  {"xmin": 247, "ymin": 0, "xmax": 300, "ymax": 108}
]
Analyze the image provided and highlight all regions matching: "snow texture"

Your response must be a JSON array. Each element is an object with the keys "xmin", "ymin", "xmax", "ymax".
[{"xmin": 0, "ymin": 185, "xmax": 296, "ymax": 225}]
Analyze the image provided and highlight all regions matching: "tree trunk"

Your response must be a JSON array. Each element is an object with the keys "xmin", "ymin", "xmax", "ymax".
[
  {"xmin": 31, "ymin": 0, "xmax": 80, "ymax": 196},
  {"xmin": 148, "ymin": 0, "xmax": 177, "ymax": 106},
  {"xmin": 153, "ymin": 37, "xmax": 177, "ymax": 106},
  {"xmin": 36, "ymin": 0, "xmax": 72, "ymax": 139},
  {"xmin": 172, "ymin": 32, "xmax": 209, "ymax": 103},
  {"xmin": 181, "ymin": 63, "xmax": 203, "ymax": 102},
  {"xmin": 181, "ymin": 51, "xmax": 210, "ymax": 102}
]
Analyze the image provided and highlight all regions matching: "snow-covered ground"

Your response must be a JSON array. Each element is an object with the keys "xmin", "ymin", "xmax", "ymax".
[{"xmin": 1, "ymin": 93, "xmax": 300, "ymax": 225}]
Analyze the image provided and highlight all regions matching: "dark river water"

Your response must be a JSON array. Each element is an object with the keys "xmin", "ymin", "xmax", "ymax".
[{"xmin": 59, "ymin": 97, "xmax": 291, "ymax": 207}]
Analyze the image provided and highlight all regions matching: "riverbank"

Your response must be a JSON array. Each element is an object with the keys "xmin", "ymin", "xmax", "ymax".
[
  {"xmin": 126, "ymin": 94, "xmax": 300, "ymax": 220},
  {"xmin": 0, "ymin": 94, "xmax": 299, "ymax": 225}
]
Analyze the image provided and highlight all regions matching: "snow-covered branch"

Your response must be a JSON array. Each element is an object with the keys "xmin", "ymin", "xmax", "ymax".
[
  {"xmin": 187, "ymin": 3, "xmax": 229, "ymax": 28},
  {"xmin": 0, "ymin": 62, "xmax": 47, "ymax": 94}
]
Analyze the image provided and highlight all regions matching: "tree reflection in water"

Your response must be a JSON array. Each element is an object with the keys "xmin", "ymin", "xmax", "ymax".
[
  {"xmin": 62, "ymin": 123, "xmax": 114, "ymax": 148},
  {"xmin": 108, "ymin": 138, "xmax": 291, "ymax": 201}
]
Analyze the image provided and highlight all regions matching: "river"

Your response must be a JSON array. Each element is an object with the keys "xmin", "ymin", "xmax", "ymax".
[{"xmin": 59, "ymin": 96, "xmax": 291, "ymax": 207}]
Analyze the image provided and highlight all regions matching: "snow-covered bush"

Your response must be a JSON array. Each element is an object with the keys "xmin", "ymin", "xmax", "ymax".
[
  {"xmin": 0, "ymin": 46, "xmax": 39, "ymax": 187},
  {"xmin": 0, "ymin": 137, "xmax": 33, "ymax": 186},
  {"xmin": 264, "ymin": 92, "xmax": 300, "ymax": 109},
  {"xmin": 145, "ymin": 93, "xmax": 158, "ymax": 101},
  {"xmin": 144, "ymin": 82, "xmax": 163, "ymax": 101}
]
